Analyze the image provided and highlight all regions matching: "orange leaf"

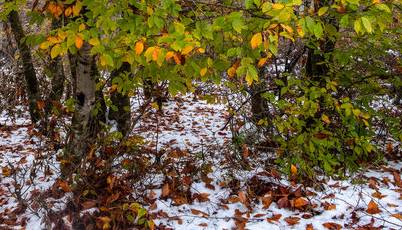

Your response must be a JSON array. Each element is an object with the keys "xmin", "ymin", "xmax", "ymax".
[
  {"xmin": 165, "ymin": 51, "xmax": 175, "ymax": 61},
  {"xmin": 294, "ymin": 197, "xmax": 309, "ymax": 209},
  {"xmin": 291, "ymin": 164, "xmax": 297, "ymax": 176},
  {"xmin": 57, "ymin": 180, "xmax": 71, "ymax": 192},
  {"xmin": 367, "ymin": 200, "xmax": 381, "ymax": 214},
  {"xmin": 284, "ymin": 216, "xmax": 300, "ymax": 225},
  {"xmin": 191, "ymin": 209, "xmax": 209, "ymax": 217},
  {"xmin": 181, "ymin": 45, "xmax": 193, "ymax": 55},
  {"xmin": 262, "ymin": 196, "xmax": 273, "ymax": 209},
  {"xmin": 257, "ymin": 58, "xmax": 268, "ymax": 68},
  {"xmin": 250, "ymin": 32, "xmax": 262, "ymax": 49},
  {"xmin": 391, "ymin": 213, "xmax": 402, "ymax": 220},
  {"xmin": 135, "ymin": 41, "xmax": 144, "ymax": 55},
  {"xmin": 322, "ymin": 222, "xmax": 342, "ymax": 230},
  {"xmin": 306, "ymin": 223, "xmax": 314, "ymax": 230},
  {"xmin": 75, "ymin": 35, "xmax": 83, "ymax": 49}
]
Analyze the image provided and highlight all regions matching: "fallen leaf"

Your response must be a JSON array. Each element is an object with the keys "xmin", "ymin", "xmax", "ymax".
[
  {"xmin": 284, "ymin": 216, "xmax": 300, "ymax": 225},
  {"xmin": 372, "ymin": 191, "xmax": 386, "ymax": 199},
  {"xmin": 367, "ymin": 200, "xmax": 381, "ymax": 214},
  {"xmin": 322, "ymin": 222, "xmax": 342, "ymax": 230},
  {"xmin": 391, "ymin": 213, "xmax": 402, "ymax": 220},
  {"xmin": 393, "ymin": 171, "xmax": 402, "ymax": 188},
  {"xmin": 238, "ymin": 191, "xmax": 247, "ymax": 205},
  {"xmin": 294, "ymin": 197, "xmax": 309, "ymax": 209},
  {"xmin": 266, "ymin": 213, "xmax": 282, "ymax": 223},
  {"xmin": 277, "ymin": 197, "xmax": 289, "ymax": 209},
  {"xmin": 291, "ymin": 164, "xmax": 297, "ymax": 176},
  {"xmin": 262, "ymin": 196, "xmax": 272, "ymax": 209},
  {"xmin": 2, "ymin": 167, "xmax": 11, "ymax": 177},
  {"xmin": 306, "ymin": 223, "xmax": 314, "ymax": 230}
]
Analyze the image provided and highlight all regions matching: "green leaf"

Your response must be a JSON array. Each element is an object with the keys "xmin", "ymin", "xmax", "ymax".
[
  {"xmin": 354, "ymin": 19, "xmax": 362, "ymax": 35},
  {"xmin": 375, "ymin": 4, "xmax": 391, "ymax": 13},
  {"xmin": 318, "ymin": 7, "xmax": 328, "ymax": 16},
  {"xmin": 361, "ymin": 17, "xmax": 372, "ymax": 33}
]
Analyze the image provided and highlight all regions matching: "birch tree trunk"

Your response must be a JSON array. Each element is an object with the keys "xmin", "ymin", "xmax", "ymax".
[{"xmin": 63, "ymin": 42, "xmax": 97, "ymax": 176}]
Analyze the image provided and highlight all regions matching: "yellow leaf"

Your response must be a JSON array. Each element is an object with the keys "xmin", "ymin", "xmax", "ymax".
[
  {"xmin": 258, "ymin": 58, "xmax": 268, "ymax": 67},
  {"xmin": 72, "ymin": 1, "xmax": 82, "ymax": 16},
  {"xmin": 78, "ymin": 23, "xmax": 86, "ymax": 32},
  {"xmin": 245, "ymin": 72, "xmax": 254, "ymax": 86},
  {"xmin": 75, "ymin": 35, "xmax": 83, "ymax": 49},
  {"xmin": 135, "ymin": 41, "xmax": 144, "ymax": 55},
  {"xmin": 89, "ymin": 38, "xmax": 100, "ymax": 46},
  {"xmin": 64, "ymin": 7, "xmax": 72, "ymax": 17},
  {"xmin": 200, "ymin": 68, "xmax": 207, "ymax": 77},
  {"xmin": 272, "ymin": 3, "xmax": 285, "ymax": 9},
  {"xmin": 227, "ymin": 67, "xmax": 236, "ymax": 78},
  {"xmin": 290, "ymin": 164, "xmax": 297, "ymax": 176},
  {"xmin": 321, "ymin": 114, "xmax": 331, "ymax": 124},
  {"xmin": 372, "ymin": 0, "xmax": 381, "ymax": 4},
  {"xmin": 250, "ymin": 32, "xmax": 263, "ymax": 49},
  {"xmin": 39, "ymin": 41, "xmax": 50, "ymax": 50},
  {"xmin": 181, "ymin": 45, "xmax": 194, "ymax": 55},
  {"xmin": 281, "ymin": 24, "xmax": 293, "ymax": 34},
  {"xmin": 50, "ymin": 44, "xmax": 62, "ymax": 59},
  {"xmin": 197, "ymin": 47, "xmax": 205, "ymax": 53}
]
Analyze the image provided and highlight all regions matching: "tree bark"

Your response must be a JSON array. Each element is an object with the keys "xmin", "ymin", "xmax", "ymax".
[
  {"xmin": 109, "ymin": 62, "xmax": 131, "ymax": 137},
  {"xmin": 8, "ymin": 9, "xmax": 41, "ymax": 123},
  {"xmin": 63, "ymin": 42, "xmax": 97, "ymax": 176}
]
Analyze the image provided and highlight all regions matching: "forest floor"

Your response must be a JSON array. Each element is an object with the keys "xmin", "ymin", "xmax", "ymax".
[{"xmin": 0, "ymin": 94, "xmax": 401, "ymax": 230}]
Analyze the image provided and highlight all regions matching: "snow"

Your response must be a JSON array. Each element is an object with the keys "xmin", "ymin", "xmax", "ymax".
[{"xmin": 0, "ymin": 95, "xmax": 401, "ymax": 229}]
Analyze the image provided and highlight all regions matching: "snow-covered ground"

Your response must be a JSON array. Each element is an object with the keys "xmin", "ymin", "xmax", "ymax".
[{"xmin": 0, "ymin": 96, "xmax": 401, "ymax": 229}]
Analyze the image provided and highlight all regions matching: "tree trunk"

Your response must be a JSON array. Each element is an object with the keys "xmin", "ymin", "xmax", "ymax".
[
  {"xmin": 63, "ymin": 42, "xmax": 97, "ymax": 177},
  {"xmin": 109, "ymin": 62, "xmax": 131, "ymax": 137},
  {"xmin": 45, "ymin": 20, "xmax": 65, "ymax": 115},
  {"xmin": 8, "ymin": 9, "xmax": 41, "ymax": 123}
]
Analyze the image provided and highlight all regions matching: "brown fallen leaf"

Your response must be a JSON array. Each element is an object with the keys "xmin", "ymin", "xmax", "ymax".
[
  {"xmin": 393, "ymin": 171, "xmax": 402, "ymax": 188},
  {"xmin": 238, "ymin": 191, "xmax": 248, "ymax": 205},
  {"xmin": 322, "ymin": 222, "xmax": 342, "ymax": 230},
  {"xmin": 191, "ymin": 209, "xmax": 209, "ymax": 217},
  {"xmin": 372, "ymin": 191, "xmax": 386, "ymax": 199},
  {"xmin": 277, "ymin": 197, "xmax": 290, "ymax": 209},
  {"xmin": 262, "ymin": 196, "xmax": 273, "ymax": 209},
  {"xmin": 294, "ymin": 197, "xmax": 309, "ymax": 209},
  {"xmin": 267, "ymin": 213, "xmax": 282, "ymax": 223},
  {"xmin": 306, "ymin": 223, "xmax": 314, "ymax": 230},
  {"xmin": 284, "ymin": 216, "xmax": 300, "ymax": 226},
  {"xmin": 391, "ymin": 213, "xmax": 402, "ymax": 220},
  {"xmin": 367, "ymin": 200, "xmax": 381, "ymax": 214}
]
